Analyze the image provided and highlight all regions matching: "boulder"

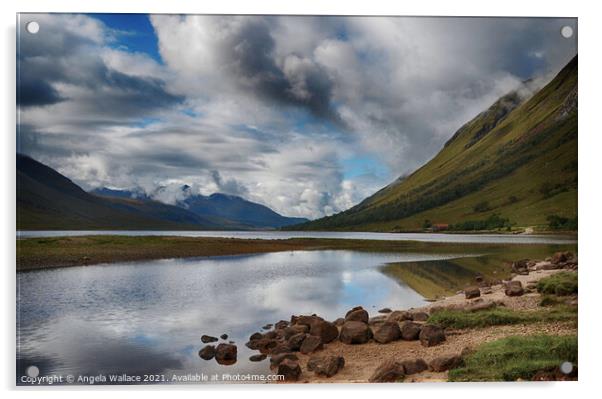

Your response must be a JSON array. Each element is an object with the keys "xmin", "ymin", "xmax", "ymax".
[
  {"xmin": 263, "ymin": 331, "xmax": 278, "ymax": 340},
  {"xmin": 400, "ymin": 358, "xmax": 428, "ymax": 375},
  {"xmin": 464, "ymin": 286, "xmax": 481, "ymax": 299},
  {"xmin": 429, "ymin": 354, "xmax": 463, "ymax": 372},
  {"xmin": 551, "ymin": 252, "xmax": 572, "ymax": 264},
  {"xmin": 378, "ymin": 307, "xmax": 392, "ymax": 314},
  {"xmin": 373, "ymin": 321, "xmax": 401, "ymax": 344},
  {"xmin": 307, "ymin": 355, "xmax": 345, "ymax": 377},
  {"xmin": 333, "ymin": 318, "xmax": 345, "ymax": 326},
  {"xmin": 262, "ymin": 324, "xmax": 273, "ymax": 330},
  {"xmin": 309, "ymin": 320, "xmax": 339, "ymax": 343},
  {"xmin": 214, "ymin": 343, "xmax": 237, "ymax": 365},
  {"xmin": 247, "ymin": 337, "xmax": 277, "ymax": 353},
  {"xmin": 270, "ymin": 353, "xmax": 298, "ymax": 369},
  {"xmin": 198, "ymin": 345, "xmax": 216, "ymax": 360},
  {"xmin": 270, "ymin": 343, "xmax": 292, "ymax": 355},
  {"xmin": 220, "ymin": 334, "xmax": 228, "ymax": 340},
  {"xmin": 512, "ymin": 259, "xmax": 530, "ymax": 273},
  {"xmin": 339, "ymin": 321, "xmax": 373, "ymax": 344},
  {"xmin": 287, "ymin": 333, "xmax": 307, "ymax": 351},
  {"xmin": 295, "ymin": 315, "xmax": 323, "ymax": 328},
  {"xmin": 419, "ymin": 324, "xmax": 446, "ymax": 347},
  {"xmin": 249, "ymin": 354, "xmax": 267, "ymax": 362},
  {"xmin": 283, "ymin": 325, "xmax": 309, "ymax": 340},
  {"xmin": 300, "ymin": 335, "xmax": 323, "ymax": 354},
  {"xmin": 465, "ymin": 300, "xmax": 496, "ymax": 312},
  {"xmin": 368, "ymin": 360, "xmax": 405, "ymax": 383},
  {"xmin": 369, "ymin": 315, "xmax": 387, "ymax": 326},
  {"xmin": 249, "ymin": 332, "xmax": 263, "ymax": 341},
  {"xmin": 400, "ymin": 321, "xmax": 422, "ymax": 341},
  {"xmin": 410, "ymin": 311, "xmax": 429, "ymax": 322},
  {"xmin": 275, "ymin": 320, "xmax": 289, "ymax": 330},
  {"xmin": 475, "ymin": 275, "xmax": 484, "ymax": 283},
  {"xmin": 345, "ymin": 306, "xmax": 369, "ymax": 323},
  {"xmin": 277, "ymin": 359, "xmax": 302, "ymax": 381},
  {"xmin": 201, "ymin": 335, "xmax": 218, "ymax": 343},
  {"xmin": 386, "ymin": 310, "xmax": 412, "ymax": 323},
  {"xmin": 505, "ymin": 280, "xmax": 524, "ymax": 297}
]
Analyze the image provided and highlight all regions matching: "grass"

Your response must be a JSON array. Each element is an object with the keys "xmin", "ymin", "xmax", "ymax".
[
  {"xmin": 16, "ymin": 235, "xmax": 526, "ymax": 271},
  {"xmin": 537, "ymin": 272, "xmax": 578, "ymax": 296},
  {"xmin": 449, "ymin": 335, "xmax": 577, "ymax": 381},
  {"xmin": 427, "ymin": 306, "xmax": 577, "ymax": 329}
]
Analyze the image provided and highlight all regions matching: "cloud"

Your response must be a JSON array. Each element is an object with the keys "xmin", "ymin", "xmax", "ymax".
[{"xmin": 18, "ymin": 14, "xmax": 577, "ymax": 219}]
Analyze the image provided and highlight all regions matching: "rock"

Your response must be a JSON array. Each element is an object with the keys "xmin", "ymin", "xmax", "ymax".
[
  {"xmin": 278, "ymin": 359, "xmax": 302, "ymax": 381},
  {"xmin": 214, "ymin": 343, "xmax": 237, "ymax": 365},
  {"xmin": 309, "ymin": 320, "xmax": 339, "ymax": 343},
  {"xmin": 275, "ymin": 320, "xmax": 289, "ymax": 330},
  {"xmin": 419, "ymin": 324, "xmax": 446, "ymax": 347},
  {"xmin": 481, "ymin": 287, "xmax": 493, "ymax": 295},
  {"xmin": 249, "ymin": 332, "xmax": 263, "ymax": 341},
  {"xmin": 429, "ymin": 354, "xmax": 463, "ymax": 372},
  {"xmin": 373, "ymin": 321, "xmax": 401, "ymax": 344},
  {"xmin": 249, "ymin": 354, "xmax": 267, "ymax": 362},
  {"xmin": 368, "ymin": 360, "xmax": 405, "ymax": 383},
  {"xmin": 464, "ymin": 286, "xmax": 481, "ymax": 299},
  {"xmin": 369, "ymin": 315, "xmax": 387, "ymax": 326},
  {"xmin": 386, "ymin": 310, "xmax": 412, "ymax": 323},
  {"xmin": 307, "ymin": 355, "xmax": 345, "ymax": 377},
  {"xmin": 247, "ymin": 337, "xmax": 277, "ymax": 353},
  {"xmin": 504, "ymin": 280, "xmax": 524, "ymax": 297},
  {"xmin": 263, "ymin": 331, "xmax": 278, "ymax": 340},
  {"xmin": 409, "ymin": 311, "xmax": 429, "ymax": 322},
  {"xmin": 339, "ymin": 321, "xmax": 373, "ymax": 344},
  {"xmin": 333, "ymin": 318, "xmax": 345, "ymax": 326},
  {"xmin": 262, "ymin": 324, "xmax": 273, "ymax": 330},
  {"xmin": 198, "ymin": 345, "xmax": 216, "ymax": 360},
  {"xmin": 270, "ymin": 353, "xmax": 298, "ymax": 369},
  {"xmin": 378, "ymin": 307, "xmax": 392, "ymax": 314},
  {"xmin": 283, "ymin": 325, "xmax": 309, "ymax": 340},
  {"xmin": 345, "ymin": 306, "xmax": 369, "ymax": 323},
  {"xmin": 300, "ymin": 335, "xmax": 323, "ymax": 354},
  {"xmin": 295, "ymin": 315, "xmax": 323, "ymax": 328},
  {"xmin": 512, "ymin": 259, "xmax": 530, "ymax": 273},
  {"xmin": 201, "ymin": 335, "xmax": 218, "ymax": 343},
  {"xmin": 475, "ymin": 275, "xmax": 484, "ymax": 283},
  {"xmin": 287, "ymin": 333, "xmax": 307, "ymax": 351},
  {"xmin": 400, "ymin": 358, "xmax": 428, "ymax": 375},
  {"xmin": 220, "ymin": 334, "xmax": 228, "ymax": 340},
  {"xmin": 551, "ymin": 252, "xmax": 572, "ymax": 264},
  {"xmin": 271, "ymin": 343, "xmax": 292, "ymax": 355},
  {"xmin": 400, "ymin": 321, "xmax": 422, "ymax": 341}
]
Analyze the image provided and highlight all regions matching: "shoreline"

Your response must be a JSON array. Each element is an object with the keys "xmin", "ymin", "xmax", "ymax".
[
  {"xmin": 235, "ymin": 253, "xmax": 578, "ymax": 383},
  {"xmin": 16, "ymin": 235, "xmax": 576, "ymax": 272}
]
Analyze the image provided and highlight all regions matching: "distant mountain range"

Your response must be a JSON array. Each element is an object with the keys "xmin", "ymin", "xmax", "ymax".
[
  {"xmin": 293, "ymin": 55, "xmax": 578, "ymax": 232},
  {"xmin": 17, "ymin": 155, "xmax": 307, "ymax": 230}
]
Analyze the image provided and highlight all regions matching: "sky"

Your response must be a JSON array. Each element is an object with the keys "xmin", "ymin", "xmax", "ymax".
[{"xmin": 17, "ymin": 14, "xmax": 577, "ymax": 219}]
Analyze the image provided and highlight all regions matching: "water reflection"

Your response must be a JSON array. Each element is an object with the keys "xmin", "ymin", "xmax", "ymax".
[{"xmin": 18, "ymin": 250, "xmax": 455, "ymax": 384}]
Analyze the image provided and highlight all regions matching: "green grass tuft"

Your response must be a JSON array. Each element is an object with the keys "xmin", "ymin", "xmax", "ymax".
[
  {"xmin": 427, "ymin": 306, "xmax": 577, "ymax": 329},
  {"xmin": 537, "ymin": 272, "xmax": 578, "ymax": 296},
  {"xmin": 449, "ymin": 335, "xmax": 577, "ymax": 381}
]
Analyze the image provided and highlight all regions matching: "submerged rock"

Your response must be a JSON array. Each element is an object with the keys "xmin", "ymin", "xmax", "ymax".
[
  {"xmin": 201, "ymin": 335, "xmax": 218, "ymax": 343},
  {"xmin": 198, "ymin": 345, "xmax": 216, "ymax": 360},
  {"xmin": 249, "ymin": 354, "xmax": 267, "ymax": 362},
  {"xmin": 214, "ymin": 343, "xmax": 237, "ymax": 365}
]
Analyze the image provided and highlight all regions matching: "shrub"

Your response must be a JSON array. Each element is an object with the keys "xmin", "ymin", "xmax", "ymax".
[
  {"xmin": 473, "ymin": 201, "xmax": 490, "ymax": 213},
  {"xmin": 547, "ymin": 214, "xmax": 578, "ymax": 230},
  {"xmin": 537, "ymin": 272, "xmax": 578, "ymax": 296}
]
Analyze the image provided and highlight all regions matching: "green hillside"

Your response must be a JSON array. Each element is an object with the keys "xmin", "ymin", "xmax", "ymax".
[{"xmin": 295, "ymin": 56, "xmax": 578, "ymax": 232}]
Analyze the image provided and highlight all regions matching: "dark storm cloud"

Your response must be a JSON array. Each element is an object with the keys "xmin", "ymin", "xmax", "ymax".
[
  {"xmin": 222, "ymin": 18, "xmax": 341, "ymax": 124},
  {"xmin": 17, "ymin": 14, "xmax": 182, "ymax": 124},
  {"xmin": 17, "ymin": 78, "xmax": 65, "ymax": 107}
]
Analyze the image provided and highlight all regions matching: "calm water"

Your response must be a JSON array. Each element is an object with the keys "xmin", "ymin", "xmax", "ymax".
[
  {"xmin": 18, "ymin": 250, "xmax": 471, "ymax": 385},
  {"xmin": 17, "ymin": 230, "xmax": 577, "ymax": 244}
]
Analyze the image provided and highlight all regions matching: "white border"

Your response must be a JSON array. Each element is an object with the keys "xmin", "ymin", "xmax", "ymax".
[{"xmin": 2, "ymin": 1, "xmax": 601, "ymax": 398}]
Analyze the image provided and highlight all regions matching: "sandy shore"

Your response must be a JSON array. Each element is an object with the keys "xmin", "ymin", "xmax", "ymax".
[{"xmin": 278, "ymin": 267, "xmax": 577, "ymax": 383}]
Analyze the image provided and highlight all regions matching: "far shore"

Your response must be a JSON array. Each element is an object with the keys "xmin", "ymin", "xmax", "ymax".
[{"xmin": 15, "ymin": 234, "xmax": 575, "ymax": 272}]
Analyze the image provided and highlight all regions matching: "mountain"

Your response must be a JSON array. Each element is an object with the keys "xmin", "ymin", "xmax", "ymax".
[
  {"xmin": 294, "ymin": 55, "xmax": 578, "ymax": 232},
  {"xmin": 92, "ymin": 187, "xmax": 308, "ymax": 229},
  {"xmin": 17, "ymin": 154, "xmax": 221, "ymax": 230},
  {"xmin": 180, "ymin": 192, "xmax": 308, "ymax": 228}
]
